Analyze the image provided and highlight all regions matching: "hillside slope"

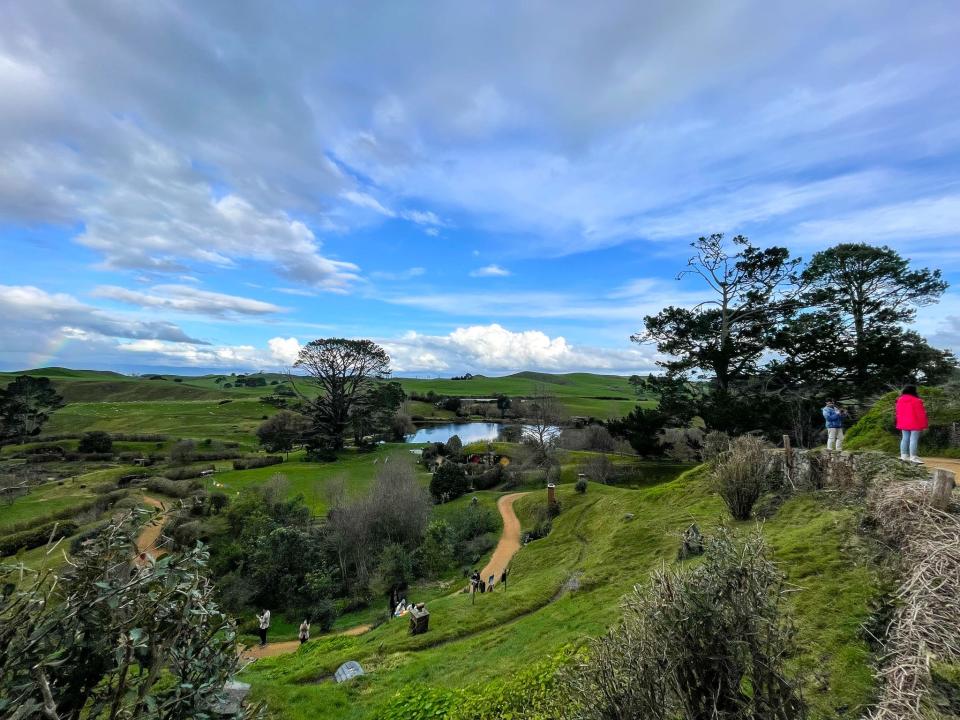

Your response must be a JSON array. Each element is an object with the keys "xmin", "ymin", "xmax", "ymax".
[
  {"xmin": 243, "ymin": 468, "xmax": 879, "ymax": 720},
  {"xmin": 845, "ymin": 385, "xmax": 960, "ymax": 457}
]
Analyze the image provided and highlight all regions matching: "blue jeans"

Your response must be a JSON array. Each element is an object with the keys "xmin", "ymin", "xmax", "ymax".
[{"xmin": 900, "ymin": 430, "xmax": 920, "ymax": 457}]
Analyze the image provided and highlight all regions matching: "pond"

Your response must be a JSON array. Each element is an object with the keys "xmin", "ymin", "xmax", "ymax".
[{"xmin": 405, "ymin": 422, "xmax": 559, "ymax": 445}]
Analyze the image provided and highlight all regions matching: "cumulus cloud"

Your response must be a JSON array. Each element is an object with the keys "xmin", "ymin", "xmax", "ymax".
[
  {"xmin": 93, "ymin": 284, "xmax": 284, "ymax": 317},
  {"xmin": 469, "ymin": 264, "xmax": 511, "ymax": 278},
  {"xmin": 117, "ymin": 335, "xmax": 302, "ymax": 369},
  {"xmin": 3, "ymin": 0, "xmax": 958, "ymax": 270},
  {"xmin": 0, "ymin": 285, "xmax": 206, "ymax": 345},
  {"xmin": 384, "ymin": 324, "xmax": 658, "ymax": 374}
]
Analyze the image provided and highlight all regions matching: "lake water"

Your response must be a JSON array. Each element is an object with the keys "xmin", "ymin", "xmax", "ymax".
[
  {"xmin": 406, "ymin": 422, "xmax": 505, "ymax": 445},
  {"xmin": 405, "ymin": 422, "xmax": 560, "ymax": 445}
]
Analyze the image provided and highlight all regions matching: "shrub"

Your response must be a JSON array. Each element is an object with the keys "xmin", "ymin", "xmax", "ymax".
[
  {"xmin": 0, "ymin": 520, "xmax": 79, "ymax": 556},
  {"xmin": 232, "ymin": 455, "xmax": 283, "ymax": 471},
  {"xmin": 581, "ymin": 454, "xmax": 614, "ymax": 484},
  {"xmin": 713, "ymin": 435, "xmax": 770, "ymax": 521},
  {"xmin": 429, "ymin": 462, "xmax": 469, "ymax": 502},
  {"xmin": 473, "ymin": 464, "xmax": 503, "ymax": 490},
  {"xmin": 162, "ymin": 465, "xmax": 214, "ymax": 481},
  {"xmin": 77, "ymin": 431, "xmax": 112, "ymax": 454},
  {"xmin": 575, "ymin": 478, "xmax": 588, "ymax": 494},
  {"xmin": 701, "ymin": 430, "xmax": 731, "ymax": 464},
  {"xmin": 562, "ymin": 528, "xmax": 806, "ymax": 720},
  {"xmin": 146, "ymin": 478, "xmax": 194, "ymax": 498},
  {"xmin": 169, "ymin": 439, "xmax": 196, "ymax": 465}
]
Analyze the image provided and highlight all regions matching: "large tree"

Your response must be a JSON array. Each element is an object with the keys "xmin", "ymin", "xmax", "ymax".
[
  {"xmin": 773, "ymin": 243, "xmax": 954, "ymax": 401},
  {"xmin": 636, "ymin": 234, "xmax": 801, "ymax": 391},
  {"xmin": 0, "ymin": 375, "xmax": 64, "ymax": 443},
  {"xmin": 293, "ymin": 339, "xmax": 391, "ymax": 454}
]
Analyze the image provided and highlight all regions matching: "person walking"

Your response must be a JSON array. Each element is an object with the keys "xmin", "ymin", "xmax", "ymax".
[
  {"xmin": 822, "ymin": 399, "xmax": 847, "ymax": 451},
  {"xmin": 500, "ymin": 567, "xmax": 508, "ymax": 591},
  {"xmin": 256, "ymin": 609, "xmax": 271, "ymax": 647},
  {"xmin": 488, "ymin": 574, "xmax": 495, "ymax": 592},
  {"xmin": 896, "ymin": 385, "xmax": 928, "ymax": 464},
  {"xmin": 298, "ymin": 619, "xmax": 310, "ymax": 645}
]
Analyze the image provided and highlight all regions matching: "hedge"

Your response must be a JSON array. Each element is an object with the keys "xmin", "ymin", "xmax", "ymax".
[
  {"xmin": 232, "ymin": 455, "xmax": 283, "ymax": 470},
  {"xmin": 0, "ymin": 520, "xmax": 79, "ymax": 557}
]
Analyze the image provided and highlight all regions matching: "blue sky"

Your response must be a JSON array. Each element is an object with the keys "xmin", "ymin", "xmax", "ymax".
[{"xmin": 1, "ymin": 1, "xmax": 958, "ymax": 376}]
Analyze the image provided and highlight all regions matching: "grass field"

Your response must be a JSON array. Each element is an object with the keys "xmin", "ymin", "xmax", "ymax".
[
  {"xmin": 240, "ymin": 469, "xmax": 879, "ymax": 720},
  {"xmin": 1, "ymin": 368, "xmax": 650, "ymax": 422}
]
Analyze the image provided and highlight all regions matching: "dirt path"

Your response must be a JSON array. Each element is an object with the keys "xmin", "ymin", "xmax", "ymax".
[
  {"xmin": 135, "ymin": 496, "xmax": 167, "ymax": 558},
  {"xmin": 478, "ymin": 492, "xmax": 528, "ymax": 587},
  {"xmin": 240, "ymin": 623, "xmax": 373, "ymax": 661},
  {"xmin": 921, "ymin": 457, "xmax": 960, "ymax": 476}
]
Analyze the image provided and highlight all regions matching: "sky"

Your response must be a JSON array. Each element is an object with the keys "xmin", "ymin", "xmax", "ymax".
[{"xmin": 1, "ymin": 1, "xmax": 959, "ymax": 377}]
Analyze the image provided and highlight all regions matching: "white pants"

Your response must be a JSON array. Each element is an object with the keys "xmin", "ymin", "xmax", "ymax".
[{"xmin": 827, "ymin": 427, "xmax": 843, "ymax": 451}]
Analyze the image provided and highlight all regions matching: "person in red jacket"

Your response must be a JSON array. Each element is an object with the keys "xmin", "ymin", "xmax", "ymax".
[{"xmin": 895, "ymin": 385, "xmax": 928, "ymax": 464}]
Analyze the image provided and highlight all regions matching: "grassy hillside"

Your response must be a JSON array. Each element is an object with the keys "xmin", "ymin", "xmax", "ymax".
[
  {"xmin": 242, "ymin": 470, "xmax": 879, "ymax": 720},
  {"xmin": 397, "ymin": 372, "xmax": 648, "ymax": 418},
  {"xmin": 845, "ymin": 385, "xmax": 960, "ymax": 457},
  {"xmin": 2, "ymin": 368, "xmax": 649, "ymax": 423}
]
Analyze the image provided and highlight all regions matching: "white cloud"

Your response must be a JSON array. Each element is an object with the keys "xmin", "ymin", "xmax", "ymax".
[
  {"xmin": 0, "ymin": 285, "xmax": 212, "ymax": 369},
  {"xmin": 470, "ymin": 264, "xmax": 511, "ymax": 278},
  {"xmin": 384, "ymin": 324, "xmax": 658, "ymax": 374},
  {"xmin": 93, "ymin": 284, "xmax": 284, "ymax": 317},
  {"xmin": 369, "ymin": 267, "xmax": 426, "ymax": 281}
]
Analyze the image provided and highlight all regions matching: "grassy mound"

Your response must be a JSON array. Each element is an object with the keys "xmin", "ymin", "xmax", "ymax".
[
  {"xmin": 845, "ymin": 386, "xmax": 960, "ymax": 457},
  {"xmin": 242, "ymin": 468, "xmax": 879, "ymax": 720}
]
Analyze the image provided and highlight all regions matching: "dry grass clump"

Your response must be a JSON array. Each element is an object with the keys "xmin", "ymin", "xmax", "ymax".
[
  {"xmin": 865, "ymin": 480, "xmax": 960, "ymax": 719},
  {"xmin": 561, "ymin": 527, "xmax": 806, "ymax": 720},
  {"xmin": 713, "ymin": 435, "xmax": 771, "ymax": 520}
]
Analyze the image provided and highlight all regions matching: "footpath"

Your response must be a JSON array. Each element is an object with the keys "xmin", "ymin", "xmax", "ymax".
[{"xmin": 243, "ymin": 491, "xmax": 531, "ymax": 661}]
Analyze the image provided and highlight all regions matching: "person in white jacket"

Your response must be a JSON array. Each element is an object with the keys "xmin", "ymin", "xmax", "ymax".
[{"xmin": 256, "ymin": 609, "xmax": 271, "ymax": 647}]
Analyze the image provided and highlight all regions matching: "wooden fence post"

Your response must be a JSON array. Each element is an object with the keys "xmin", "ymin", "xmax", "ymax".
[
  {"xmin": 783, "ymin": 435, "xmax": 795, "ymax": 489},
  {"xmin": 930, "ymin": 468, "xmax": 956, "ymax": 510}
]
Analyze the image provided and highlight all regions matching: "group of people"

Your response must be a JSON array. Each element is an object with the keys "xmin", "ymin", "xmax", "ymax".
[
  {"xmin": 469, "ymin": 567, "xmax": 508, "ymax": 596},
  {"xmin": 253, "ymin": 609, "xmax": 311, "ymax": 647},
  {"xmin": 822, "ymin": 384, "xmax": 929, "ymax": 464}
]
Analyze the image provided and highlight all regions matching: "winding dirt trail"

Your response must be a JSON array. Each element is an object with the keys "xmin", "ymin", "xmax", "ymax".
[
  {"xmin": 240, "ymin": 623, "xmax": 373, "ymax": 661},
  {"xmin": 135, "ymin": 496, "xmax": 167, "ymax": 559},
  {"xmin": 241, "ymin": 492, "xmax": 532, "ymax": 661},
  {"xmin": 478, "ymin": 492, "xmax": 528, "ymax": 587}
]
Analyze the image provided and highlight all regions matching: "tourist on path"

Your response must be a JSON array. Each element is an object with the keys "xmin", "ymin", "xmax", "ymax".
[
  {"xmin": 896, "ymin": 385, "xmax": 928, "ymax": 464},
  {"xmin": 256, "ymin": 609, "xmax": 271, "ymax": 647},
  {"xmin": 298, "ymin": 619, "xmax": 310, "ymax": 645},
  {"xmin": 822, "ymin": 399, "xmax": 847, "ymax": 451},
  {"xmin": 500, "ymin": 567, "xmax": 508, "ymax": 591}
]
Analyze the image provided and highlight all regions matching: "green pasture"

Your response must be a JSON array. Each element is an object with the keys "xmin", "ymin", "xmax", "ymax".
[{"xmin": 242, "ymin": 469, "xmax": 879, "ymax": 720}]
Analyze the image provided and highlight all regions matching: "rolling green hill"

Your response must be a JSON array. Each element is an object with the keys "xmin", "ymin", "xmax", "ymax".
[
  {"xmin": 242, "ymin": 470, "xmax": 879, "ymax": 720},
  {"xmin": 845, "ymin": 385, "xmax": 960, "ymax": 457}
]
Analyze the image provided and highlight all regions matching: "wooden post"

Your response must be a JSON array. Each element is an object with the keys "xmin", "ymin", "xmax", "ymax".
[
  {"xmin": 930, "ymin": 468, "xmax": 956, "ymax": 510},
  {"xmin": 547, "ymin": 483, "xmax": 556, "ymax": 506},
  {"xmin": 782, "ymin": 435, "xmax": 794, "ymax": 489}
]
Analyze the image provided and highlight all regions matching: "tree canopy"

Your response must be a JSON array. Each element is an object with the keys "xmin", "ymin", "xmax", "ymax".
[
  {"xmin": 293, "ymin": 338, "xmax": 391, "ymax": 454},
  {"xmin": 0, "ymin": 375, "xmax": 64, "ymax": 443}
]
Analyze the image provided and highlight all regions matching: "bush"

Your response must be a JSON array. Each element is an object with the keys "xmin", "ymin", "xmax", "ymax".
[
  {"xmin": 575, "ymin": 478, "xmax": 588, "ymax": 494},
  {"xmin": 78, "ymin": 431, "xmax": 113, "ymax": 454},
  {"xmin": 713, "ymin": 435, "xmax": 770, "ymax": 521},
  {"xmin": 146, "ymin": 478, "xmax": 195, "ymax": 498},
  {"xmin": 429, "ymin": 462, "xmax": 469, "ymax": 502},
  {"xmin": 169, "ymin": 439, "xmax": 196, "ymax": 466},
  {"xmin": 232, "ymin": 455, "xmax": 283, "ymax": 471},
  {"xmin": 473, "ymin": 464, "xmax": 503, "ymax": 490},
  {"xmin": 0, "ymin": 520, "xmax": 79, "ymax": 556},
  {"xmin": 162, "ymin": 465, "xmax": 214, "ymax": 481},
  {"xmin": 562, "ymin": 528, "xmax": 806, "ymax": 720}
]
